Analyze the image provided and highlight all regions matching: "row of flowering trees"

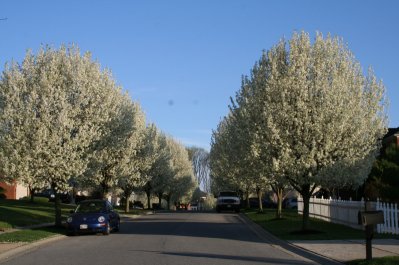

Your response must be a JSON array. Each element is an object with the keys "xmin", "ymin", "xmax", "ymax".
[
  {"xmin": 210, "ymin": 31, "xmax": 388, "ymax": 230},
  {"xmin": 0, "ymin": 45, "xmax": 196, "ymax": 226}
]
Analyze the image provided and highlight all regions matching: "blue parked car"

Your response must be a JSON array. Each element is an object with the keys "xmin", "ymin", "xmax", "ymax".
[{"xmin": 66, "ymin": 199, "xmax": 120, "ymax": 236}]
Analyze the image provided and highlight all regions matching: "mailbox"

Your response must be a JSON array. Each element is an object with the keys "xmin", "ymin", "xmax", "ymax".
[{"xmin": 358, "ymin": 211, "xmax": 384, "ymax": 226}]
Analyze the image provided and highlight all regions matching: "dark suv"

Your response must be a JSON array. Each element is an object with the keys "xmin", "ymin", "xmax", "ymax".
[{"xmin": 216, "ymin": 191, "xmax": 240, "ymax": 213}]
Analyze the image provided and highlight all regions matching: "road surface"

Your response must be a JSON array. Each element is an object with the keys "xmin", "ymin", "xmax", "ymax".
[{"xmin": 1, "ymin": 212, "xmax": 340, "ymax": 265}]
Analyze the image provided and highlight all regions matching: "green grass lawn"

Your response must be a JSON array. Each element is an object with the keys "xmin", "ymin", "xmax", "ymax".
[
  {"xmin": 245, "ymin": 208, "xmax": 399, "ymax": 241},
  {"xmin": 0, "ymin": 197, "xmax": 75, "ymax": 229},
  {"xmin": 346, "ymin": 256, "xmax": 399, "ymax": 265},
  {"xmin": 0, "ymin": 226, "xmax": 66, "ymax": 243}
]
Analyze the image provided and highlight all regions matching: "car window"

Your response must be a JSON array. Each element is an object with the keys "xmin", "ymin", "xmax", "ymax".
[
  {"xmin": 75, "ymin": 202, "xmax": 105, "ymax": 213},
  {"xmin": 106, "ymin": 201, "xmax": 113, "ymax": 212},
  {"xmin": 219, "ymin": 192, "xmax": 238, "ymax": 197}
]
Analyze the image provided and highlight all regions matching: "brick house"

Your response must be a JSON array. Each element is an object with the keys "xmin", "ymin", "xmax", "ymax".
[
  {"xmin": 0, "ymin": 181, "xmax": 29, "ymax": 200},
  {"xmin": 383, "ymin": 127, "xmax": 399, "ymax": 147}
]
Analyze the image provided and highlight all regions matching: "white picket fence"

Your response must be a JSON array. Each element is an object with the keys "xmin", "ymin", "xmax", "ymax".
[
  {"xmin": 298, "ymin": 197, "xmax": 399, "ymax": 234},
  {"xmin": 376, "ymin": 200, "xmax": 399, "ymax": 235}
]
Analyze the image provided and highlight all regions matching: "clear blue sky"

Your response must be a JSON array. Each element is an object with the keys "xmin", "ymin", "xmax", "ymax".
[{"xmin": 1, "ymin": 0, "xmax": 398, "ymax": 150}]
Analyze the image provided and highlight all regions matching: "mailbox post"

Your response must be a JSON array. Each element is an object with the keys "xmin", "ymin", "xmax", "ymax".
[{"xmin": 357, "ymin": 210, "xmax": 384, "ymax": 260}]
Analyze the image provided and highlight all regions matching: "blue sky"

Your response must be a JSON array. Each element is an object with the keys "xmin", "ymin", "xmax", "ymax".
[{"xmin": 1, "ymin": 0, "xmax": 398, "ymax": 150}]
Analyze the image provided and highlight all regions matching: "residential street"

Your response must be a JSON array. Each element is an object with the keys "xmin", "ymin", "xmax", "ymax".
[{"xmin": 0, "ymin": 212, "xmax": 342, "ymax": 265}]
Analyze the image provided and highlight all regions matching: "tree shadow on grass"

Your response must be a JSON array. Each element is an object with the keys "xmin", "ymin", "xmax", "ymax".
[{"xmin": 290, "ymin": 229, "xmax": 325, "ymax": 236}]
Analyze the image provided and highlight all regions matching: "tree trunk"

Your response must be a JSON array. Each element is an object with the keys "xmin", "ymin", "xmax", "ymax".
[
  {"xmin": 146, "ymin": 191, "xmax": 151, "ymax": 209},
  {"xmin": 29, "ymin": 186, "xmax": 35, "ymax": 203},
  {"xmin": 123, "ymin": 189, "xmax": 132, "ymax": 213},
  {"xmin": 300, "ymin": 185, "xmax": 311, "ymax": 231},
  {"xmin": 166, "ymin": 195, "xmax": 171, "ymax": 210},
  {"xmin": 125, "ymin": 196, "xmax": 130, "ymax": 213},
  {"xmin": 100, "ymin": 170, "xmax": 111, "ymax": 199},
  {"xmin": 157, "ymin": 193, "xmax": 162, "ymax": 209},
  {"xmin": 51, "ymin": 185, "xmax": 62, "ymax": 227},
  {"xmin": 245, "ymin": 187, "xmax": 250, "ymax": 209},
  {"xmin": 70, "ymin": 185, "xmax": 76, "ymax": 205},
  {"xmin": 276, "ymin": 187, "xmax": 283, "ymax": 219},
  {"xmin": 256, "ymin": 187, "xmax": 263, "ymax": 213}
]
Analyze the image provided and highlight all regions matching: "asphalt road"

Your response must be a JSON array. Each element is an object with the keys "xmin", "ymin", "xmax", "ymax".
[{"xmin": 1, "ymin": 212, "xmax": 337, "ymax": 265}]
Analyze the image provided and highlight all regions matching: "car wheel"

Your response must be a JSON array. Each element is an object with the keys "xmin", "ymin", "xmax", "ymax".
[
  {"xmin": 114, "ymin": 219, "xmax": 120, "ymax": 232},
  {"xmin": 67, "ymin": 231, "xmax": 76, "ymax": 236},
  {"xmin": 235, "ymin": 208, "xmax": 240, "ymax": 213},
  {"xmin": 103, "ymin": 222, "xmax": 111, "ymax": 235}
]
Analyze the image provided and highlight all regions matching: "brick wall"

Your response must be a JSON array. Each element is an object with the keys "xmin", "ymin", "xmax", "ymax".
[{"xmin": 0, "ymin": 182, "xmax": 16, "ymax": 199}]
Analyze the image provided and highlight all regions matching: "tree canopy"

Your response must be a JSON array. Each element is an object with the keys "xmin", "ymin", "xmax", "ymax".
[
  {"xmin": 0, "ymin": 45, "xmax": 196, "ymax": 223},
  {"xmin": 210, "ymin": 31, "xmax": 388, "ymax": 230}
]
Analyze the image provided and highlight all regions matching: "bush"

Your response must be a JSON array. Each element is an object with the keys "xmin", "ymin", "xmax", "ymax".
[{"xmin": 0, "ymin": 187, "xmax": 6, "ymax": 199}]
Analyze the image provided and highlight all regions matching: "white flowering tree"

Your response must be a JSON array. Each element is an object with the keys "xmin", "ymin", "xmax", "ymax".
[
  {"xmin": 82, "ymin": 93, "xmax": 142, "ymax": 199},
  {"xmin": 252, "ymin": 32, "xmax": 387, "ymax": 230},
  {"xmin": 246, "ymin": 54, "xmax": 290, "ymax": 218},
  {"xmin": 162, "ymin": 138, "xmax": 196, "ymax": 209},
  {"xmin": 210, "ymin": 108, "xmax": 262, "ymax": 210},
  {"xmin": 146, "ymin": 134, "xmax": 195, "ymax": 210},
  {"xmin": 210, "ymin": 116, "xmax": 245, "ymax": 195},
  {"xmin": 116, "ymin": 121, "xmax": 160, "ymax": 213},
  {"xmin": 228, "ymin": 77, "xmax": 271, "ymax": 212},
  {"xmin": 145, "ymin": 132, "xmax": 171, "ymax": 208},
  {"xmin": 0, "ymin": 45, "xmax": 121, "ymax": 226},
  {"xmin": 142, "ymin": 125, "xmax": 162, "ymax": 209}
]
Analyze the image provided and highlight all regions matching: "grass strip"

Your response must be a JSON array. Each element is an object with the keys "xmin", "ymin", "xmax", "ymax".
[
  {"xmin": 0, "ymin": 198, "xmax": 74, "ymax": 229},
  {"xmin": 0, "ymin": 226, "xmax": 66, "ymax": 243},
  {"xmin": 346, "ymin": 256, "xmax": 399, "ymax": 265},
  {"xmin": 245, "ymin": 209, "xmax": 398, "ymax": 240}
]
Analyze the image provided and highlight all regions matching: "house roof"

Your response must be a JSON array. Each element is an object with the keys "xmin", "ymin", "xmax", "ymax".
[{"xmin": 384, "ymin": 127, "xmax": 399, "ymax": 139}]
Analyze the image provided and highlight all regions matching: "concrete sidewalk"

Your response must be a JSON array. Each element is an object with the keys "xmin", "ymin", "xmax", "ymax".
[
  {"xmin": 291, "ymin": 239, "xmax": 399, "ymax": 263},
  {"xmin": 239, "ymin": 213, "xmax": 399, "ymax": 264}
]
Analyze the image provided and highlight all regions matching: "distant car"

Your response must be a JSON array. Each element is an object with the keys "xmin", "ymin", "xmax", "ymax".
[
  {"xmin": 283, "ymin": 197, "xmax": 298, "ymax": 209},
  {"xmin": 190, "ymin": 203, "xmax": 198, "ymax": 211},
  {"xmin": 216, "ymin": 191, "xmax": 240, "ymax": 213},
  {"xmin": 248, "ymin": 197, "xmax": 276, "ymax": 208},
  {"xmin": 66, "ymin": 199, "xmax": 120, "ymax": 236},
  {"xmin": 36, "ymin": 189, "xmax": 71, "ymax": 203}
]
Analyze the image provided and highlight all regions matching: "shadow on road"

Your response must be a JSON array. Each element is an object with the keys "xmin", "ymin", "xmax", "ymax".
[
  {"xmin": 118, "ymin": 212, "xmax": 264, "ymax": 244},
  {"xmin": 128, "ymin": 249, "xmax": 312, "ymax": 265}
]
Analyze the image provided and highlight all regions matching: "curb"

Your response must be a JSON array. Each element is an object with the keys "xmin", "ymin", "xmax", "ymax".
[
  {"xmin": 14, "ymin": 223, "xmax": 55, "ymax": 230},
  {"xmin": 0, "ymin": 235, "xmax": 66, "ymax": 263},
  {"xmin": 238, "ymin": 213, "xmax": 344, "ymax": 265},
  {"xmin": 119, "ymin": 211, "xmax": 154, "ymax": 219}
]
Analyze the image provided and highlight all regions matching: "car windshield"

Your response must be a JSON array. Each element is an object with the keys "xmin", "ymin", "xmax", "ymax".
[
  {"xmin": 219, "ymin": 192, "xmax": 238, "ymax": 197},
  {"xmin": 75, "ymin": 201, "xmax": 105, "ymax": 213}
]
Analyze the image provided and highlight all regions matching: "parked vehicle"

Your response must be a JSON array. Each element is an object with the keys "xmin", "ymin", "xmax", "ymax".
[
  {"xmin": 216, "ymin": 191, "xmax": 240, "ymax": 213},
  {"xmin": 36, "ymin": 189, "xmax": 71, "ymax": 203},
  {"xmin": 283, "ymin": 197, "xmax": 298, "ymax": 209},
  {"xmin": 190, "ymin": 203, "xmax": 198, "ymax": 211},
  {"xmin": 132, "ymin": 200, "xmax": 144, "ymax": 209},
  {"xmin": 66, "ymin": 199, "xmax": 120, "ymax": 236},
  {"xmin": 248, "ymin": 197, "xmax": 276, "ymax": 208}
]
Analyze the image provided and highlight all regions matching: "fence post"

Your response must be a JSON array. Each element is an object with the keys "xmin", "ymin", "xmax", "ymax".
[
  {"xmin": 395, "ymin": 203, "xmax": 398, "ymax": 235},
  {"xmin": 376, "ymin": 199, "xmax": 381, "ymax": 234},
  {"xmin": 382, "ymin": 202, "xmax": 389, "ymax": 233}
]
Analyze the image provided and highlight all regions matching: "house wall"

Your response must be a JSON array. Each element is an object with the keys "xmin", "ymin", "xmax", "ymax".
[
  {"xmin": 0, "ymin": 182, "xmax": 16, "ymax": 199},
  {"xmin": 0, "ymin": 182, "xmax": 29, "ymax": 200},
  {"xmin": 15, "ymin": 184, "xmax": 29, "ymax": 199}
]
